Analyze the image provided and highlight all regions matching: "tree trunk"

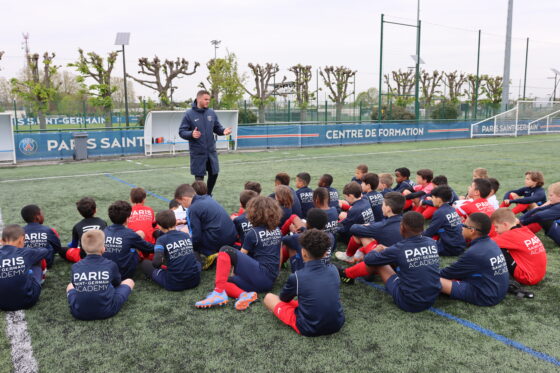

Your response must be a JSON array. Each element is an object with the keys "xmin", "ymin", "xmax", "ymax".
[
  {"xmin": 335, "ymin": 102, "xmax": 343, "ymax": 122},
  {"xmin": 105, "ymin": 107, "xmax": 113, "ymax": 128},
  {"xmin": 301, "ymin": 108, "xmax": 308, "ymax": 122},
  {"xmin": 258, "ymin": 103, "xmax": 266, "ymax": 123},
  {"xmin": 38, "ymin": 110, "xmax": 46, "ymax": 131}
]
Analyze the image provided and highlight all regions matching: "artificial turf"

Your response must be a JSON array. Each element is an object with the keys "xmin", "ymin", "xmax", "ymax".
[{"xmin": 1, "ymin": 135, "xmax": 560, "ymax": 372}]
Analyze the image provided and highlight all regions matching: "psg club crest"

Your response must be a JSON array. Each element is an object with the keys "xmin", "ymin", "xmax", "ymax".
[
  {"xmin": 207, "ymin": 115, "xmax": 213, "ymax": 122},
  {"xmin": 18, "ymin": 138, "xmax": 38, "ymax": 155}
]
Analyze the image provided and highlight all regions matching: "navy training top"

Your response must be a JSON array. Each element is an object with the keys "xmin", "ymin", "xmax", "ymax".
[
  {"xmin": 233, "ymin": 212, "xmax": 253, "ymax": 243},
  {"xmin": 102, "ymin": 224, "xmax": 154, "ymax": 278},
  {"xmin": 338, "ymin": 198, "xmax": 375, "ymax": 235},
  {"xmin": 363, "ymin": 190, "xmax": 384, "ymax": 222},
  {"xmin": 24, "ymin": 222, "xmax": 61, "ymax": 268},
  {"xmin": 520, "ymin": 203, "xmax": 560, "ymax": 225},
  {"xmin": 296, "ymin": 187, "xmax": 315, "ymax": 218},
  {"xmin": 350, "ymin": 214, "xmax": 403, "ymax": 246},
  {"xmin": 504, "ymin": 186, "xmax": 546, "ymax": 205},
  {"xmin": 422, "ymin": 204, "xmax": 466, "ymax": 256},
  {"xmin": 242, "ymin": 226, "xmax": 282, "ymax": 280},
  {"xmin": 154, "ymin": 230, "xmax": 201, "ymax": 290}
]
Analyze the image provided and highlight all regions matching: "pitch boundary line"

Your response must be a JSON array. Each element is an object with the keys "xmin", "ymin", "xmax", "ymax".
[
  {"xmin": 103, "ymin": 174, "xmax": 171, "ymax": 203},
  {"xmin": 359, "ymin": 279, "xmax": 560, "ymax": 367},
  {"xmin": 1, "ymin": 138, "xmax": 559, "ymax": 183},
  {"xmin": 5, "ymin": 311, "xmax": 39, "ymax": 373}
]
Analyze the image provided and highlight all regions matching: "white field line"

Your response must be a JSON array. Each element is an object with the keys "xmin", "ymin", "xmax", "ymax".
[
  {"xmin": 0, "ymin": 138, "xmax": 559, "ymax": 184},
  {"xmin": 5, "ymin": 311, "xmax": 38, "ymax": 373}
]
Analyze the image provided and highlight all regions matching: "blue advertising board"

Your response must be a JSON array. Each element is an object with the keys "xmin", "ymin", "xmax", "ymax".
[
  {"xmin": 15, "ymin": 130, "xmax": 145, "ymax": 161},
  {"xmin": 236, "ymin": 122, "xmax": 473, "ymax": 148},
  {"xmin": 12, "ymin": 116, "xmax": 140, "ymax": 126}
]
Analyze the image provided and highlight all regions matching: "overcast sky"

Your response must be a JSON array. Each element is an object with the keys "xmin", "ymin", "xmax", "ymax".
[{"xmin": 1, "ymin": 0, "xmax": 559, "ymax": 103}]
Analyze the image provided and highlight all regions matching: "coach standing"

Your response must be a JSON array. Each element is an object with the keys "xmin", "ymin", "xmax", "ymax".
[{"xmin": 179, "ymin": 90, "xmax": 231, "ymax": 195}]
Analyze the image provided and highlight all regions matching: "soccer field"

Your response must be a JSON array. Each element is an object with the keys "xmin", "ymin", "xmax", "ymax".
[{"xmin": 1, "ymin": 135, "xmax": 560, "ymax": 372}]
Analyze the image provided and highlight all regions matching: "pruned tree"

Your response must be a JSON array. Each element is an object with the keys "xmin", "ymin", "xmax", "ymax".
[
  {"xmin": 481, "ymin": 75, "xmax": 503, "ymax": 105},
  {"xmin": 463, "ymin": 74, "xmax": 487, "ymax": 115},
  {"xmin": 289, "ymin": 64, "xmax": 314, "ymax": 121},
  {"xmin": 240, "ymin": 63, "xmax": 285, "ymax": 123},
  {"xmin": 442, "ymin": 70, "xmax": 467, "ymax": 102},
  {"xmin": 11, "ymin": 52, "xmax": 60, "ymax": 130},
  {"xmin": 355, "ymin": 88, "xmax": 378, "ymax": 107},
  {"xmin": 128, "ymin": 56, "xmax": 199, "ymax": 106},
  {"xmin": 68, "ymin": 49, "xmax": 118, "ymax": 126},
  {"xmin": 0, "ymin": 51, "xmax": 4, "ymax": 69},
  {"xmin": 419, "ymin": 70, "xmax": 443, "ymax": 107},
  {"xmin": 384, "ymin": 69, "xmax": 415, "ymax": 107},
  {"xmin": 320, "ymin": 65, "xmax": 356, "ymax": 121},
  {"xmin": 111, "ymin": 76, "xmax": 136, "ymax": 107},
  {"xmin": 54, "ymin": 71, "xmax": 82, "ymax": 96},
  {"xmin": 199, "ymin": 52, "xmax": 244, "ymax": 109}
]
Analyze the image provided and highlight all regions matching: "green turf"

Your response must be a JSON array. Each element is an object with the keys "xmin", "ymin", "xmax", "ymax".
[
  {"xmin": 0, "ymin": 315, "xmax": 10, "ymax": 373},
  {"xmin": 1, "ymin": 135, "xmax": 560, "ymax": 372}
]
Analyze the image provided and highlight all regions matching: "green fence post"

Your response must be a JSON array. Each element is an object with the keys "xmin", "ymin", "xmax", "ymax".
[
  {"xmin": 288, "ymin": 101, "xmax": 291, "ymax": 122},
  {"xmin": 244, "ymin": 100, "xmax": 247, "ymax": 123},
  {"xmin": 324, "ymin": 101, "xmax": 328, "ymax": 124},
  {"xmin": 143, "ymin": 99, "xmax": 147, "ymax": 124},
  {"xmin": 13, "ymin": 99, "xmax": 19, "ymax": 131}
]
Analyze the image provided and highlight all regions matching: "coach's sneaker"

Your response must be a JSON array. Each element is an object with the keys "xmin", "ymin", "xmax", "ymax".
[
  {"xmin": 335, "ymin": 265, "xmax": 354, "ymax": 285},
  {"xmin": 234, "ymin": 292, "xmax": 258, "ymax": 311},
  {"xmin": 202, "ymin": 253, "xmax": 218, "ymax": 271},
  {"xmin": 335, "ymin": 251, "xmax": 355, "ymax": 263},
  {"xmin": 195, "ymin": 290, "xmax": 229, "ymax": 308}
]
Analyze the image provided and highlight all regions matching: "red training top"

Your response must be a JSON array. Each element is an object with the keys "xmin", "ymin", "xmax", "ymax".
[
  {"xmin": 492, "ymin": 226, "xmax": 547, "ymax": 285},
  {"xmin": 128, "ymin": 204, "xmax": 156, "ymax": 244}
]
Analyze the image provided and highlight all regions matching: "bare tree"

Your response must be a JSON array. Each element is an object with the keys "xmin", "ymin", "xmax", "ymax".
[
  {"xmin": 289, "ymin": 64, "xmax": 313, "ymax": 121},
  {"xmin": 0, "ymin": 51, "xmax": 4, "ymax": 69},
  {"xmin": 320, "ymin": 65, "xmax": 356, "ymax": 121},
  {"xmin": 384, "ymin": 69, "xmax": 415, "ymax": 106},
  {"xmin": 54, "ymin": 71, "xmax": 81, "ymax": 96},
  {"xmin": 419, "ymin": 70, "xmax": 443, "ymax": 107},
  {"xmin": 481, "ymin": 75, "xmax": 503, "ymax": 105},
  {"xmin": 240, "ymin": 63, "xmax": 285, "ymax": 123},
  {"xmin": 463, "ymin": 74, "xmax": 487, "ymax": 115},
  {"xmin": 127, "ymin": 56, "xmax": 199, "ymax": 106},
  {"xmin": 111, "ymin": 77, "xmax": 136, "ymax": 107},
  {"xmin": 442, "ymin": 71, "xmax": 467, "ymax": 102}
]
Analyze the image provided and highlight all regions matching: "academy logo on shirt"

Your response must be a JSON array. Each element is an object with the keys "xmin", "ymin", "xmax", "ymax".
[
  {"xmin": 445, "ymin": 211, "xmax": 462, "ymax": 227},
  {"xmin": 489, "ymin": 254, "xmax": 508, "ymax": 275},
  {"xmin": 207, "ymin": 115, "xmax": 213, "ymax": 121},
  {"xmin": 0, "ymin": 256, "xmax": 25, "ymax": 278},
  {"xmin": 166, "ymin": 238, "xmax": 194, "ymax": 259},
  {"xmin": 524, "ymin": 236, "xmax": 545, "ymax": 255},
  {"xmin": 73, "ymin": 271, "xmax": 110, "ymax": 292},
  {"xmin": 361, "ymin": 208, "xmax": 375, "ymax": 223},
  {"xmin": 300, "ymin": 192, "xmax": 314, "ymax": 203},
  {"xmin": 405, "ymin": 245, "xmax": 439, "ymax": 268}
]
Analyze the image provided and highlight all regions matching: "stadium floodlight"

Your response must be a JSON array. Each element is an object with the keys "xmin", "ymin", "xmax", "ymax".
[
  {"xmin": 115, "ymin": 33, "xmax": 131, "ymax": 127},
  {"xmin": 548, "ymin": 68, "xmax": 560, "ymax": 102},
  {"xmin": 211, "ymin": 40, "xmax": 221, "ymax": 59}
]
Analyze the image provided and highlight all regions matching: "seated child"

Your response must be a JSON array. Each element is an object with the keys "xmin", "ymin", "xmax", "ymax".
[
  {"xmin": 487, "ymin": 178, "xmax": 501, "ymax": 210},
  {"xmin": 67, "ymin": 229, "xmax": 135, "ymax": 320},
  {"xmin": 378, "ymin": 173, "xmax": 394, "ymax": 195},
  {"xmin": 275, "ymin": 185, "xmax": 302, "ymax": 235},
  {"xmin": 127, "ymin": 187, "xmax": 156, "ymax": 244},
  {"xmin": 351, "ymin": 164, "xmax": 368, "ymax": 185},
  {"xmin": 440, "ymin": 213, "xmax": 509, "ymax": 306},
  {"xmin": 140, "ymin": 210, "xmax": 202, "ymax": 291},
  {"xmin": 169, "ymin": 199, "xmax": 187, "ymax": 231},
  {"xmin": 500, "ymin": 171, "xmax": 546, "ymax": 214},
  {"xmin": 103, "ymin": 201, "xmax": 154, "ymax": 279},
  {"xmin": 231, "ymin": 181, "xmax": 262, "ymax": 218},
  {"xmin": 0, "ymin": 224, "xmax": 49, "ymax": 311},
  {"xmin": 403, "ymin": 169, "xmax": 435, "ymax": 211},
  {"xmin": 456, "ymin": 178, "xmax": 495, "ymax": 220},
  {"xmin": 336, "ymin": 192, "xmax": 404, "ymax": 267},
  {"xmin": 264, "ymin": 229, "xmax": 345, "ymax": 337},
  {"xmin": 21, "ymin": 204, "xmax": 61, "ymax": 268},
  {"xmin": 459, "ymin": 167, "xmax": 488, "ymax": 200},
  {"xmin": 362, "ymin": 173, "xmax": 384, "ymax": 222},
  {"xmin": 268, "ymin": 173, "xmax": 303, "ymax": 218},
  {"xmin": 295, "ymin": 172, "xmax": 314, "ymax": 218},
  {"xmin": 318, "ymin": 173, "xmax": 341, "ymax": 213},
  {"xmin": 233, "ymin": 190, "xmax": 258, "ymax": 243},
  {"xmin": 195, "ymin": 196, "xmax": 283, "ymax": 310},
  {"xmin": 336, "ymin": 182, "xmax": 375, "ymax": 245},
  {"xmin": 192, "ymin": 180, "xmax": 208, "ymax": 196},
  {"xmin": 422, "ymin": 186, "xmax": 465, "ymax": 256},
  {"xmin": 313, "ymin": 187, "xmax": 339, "ymax": 235},
  {"xmin": 340, "ymin": 212, "xmax": 441, "ymax": 313},
  {"xmin": 283, "ymin": 208, "xmax": 336, "ymax": 272},
  {"xmin": 417, "ymin": 175, "xmax": 458, "ymax": 219},
  {"xmin": 174, "ymin": 184, "xmax": 237, "ymax": 266},
  {"xmin": 62, "ymin": 197, "xmax": 107, "ymax": 263},
  {"xmin": 393, "ymin": 167, "xmax": 415, "ymax": 193},
  {"xmin": 520, "ymin": 182, "xmax": 560, "ymax": 246},
  {"xmin": 491, "ymin": 208, "xmax": 546, "ymax": 286}
]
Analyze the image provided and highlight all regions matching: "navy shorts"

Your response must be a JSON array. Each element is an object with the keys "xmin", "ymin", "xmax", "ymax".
[
  {"xmin": 68, "ymin": 284, "xmax": 132, "ymax": 320},
  {"xmin": 349, "ymin": 224, "xmax": 378, "ymax": 239},
  {"xmin": 229, "ymin": 252, "xmax": 275, "ymax": 293},
  {"xmin": 151, "ymin": 267, "xmax": 201, "ymax": 291},
  {"xmin": 385, "ymin": 274, "xmax": 432, "ymax": 313}
]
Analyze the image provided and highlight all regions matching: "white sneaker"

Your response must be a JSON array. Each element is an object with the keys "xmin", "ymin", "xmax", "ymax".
[
  {"xmin": 335, "ymin": 251, "xmax": 355, "ymax": 263},
  {"xmin": 354, "ymin": 250, "xmax": 365, "ymax": 262}
]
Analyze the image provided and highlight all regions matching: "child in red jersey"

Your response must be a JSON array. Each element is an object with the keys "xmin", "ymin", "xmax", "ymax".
[
  {"xmin": 456, "ymin": 178, "xmax": 496, "ymax": 236},
  {"xmin": 127, "ymin": 188, "xmax": 156, "ymax": 244},
  {"xmin": 491, "ymin": 208, "xmax": 546, "ymax": 286},
  {"xmin": 403, "ymin": 169, "xmax": 434, "ymax": 211}
]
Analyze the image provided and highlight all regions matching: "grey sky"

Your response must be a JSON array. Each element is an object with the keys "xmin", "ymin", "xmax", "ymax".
[{"xmin": 1, "ymin": 0, "xmax": 559, "ymax": 102}]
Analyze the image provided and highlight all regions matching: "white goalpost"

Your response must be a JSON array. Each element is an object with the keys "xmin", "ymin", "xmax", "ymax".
[{"xmin": 0, "ymin": 114, "xmax": 16, "ymax": 164}]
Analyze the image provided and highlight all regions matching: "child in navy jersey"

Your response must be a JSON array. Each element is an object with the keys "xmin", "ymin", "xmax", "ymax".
[
  {"xmin": 62, "ymin": 197, "xmax": 107, "ymax": 263},
  {"xmin": 140, "ymin": 210, "xmax": 201, "ymax": 291},
  {"xmin": 264, "ymin": 229, "xmax": 345, "ymax": 336},
  {"xmin": 276, "ymin": 185, "xmax": 303, "ymax": 235},
  {"xmin": 233, "ymin": 190, "xmax": 258, "ymax": 244},
  {"xmin": 195, "ymin": 196, "xmax": 283, "ymax": 311},
  {"xmin": 378, "ymin": 173, "xmax": 394, "ymax": 195},
  {"xmin": 318, "ymin": 174, "xmax": 341, "ymax": 213},
  {"xmin": 500, "ymin": 171, "xmax": 546, "ymax": 214},
  {"xmin": 67, "ymin": 229, "xmax": 135, "ymax": 320},
  {"xmin": 520, "ymin": 182, "xmax": 560, "ymax": 245},
  {"xmin": 191, "ymin": 180, "xmax": 208, "ymax": 196},
  {"xmin": 336, "ymin": 192, "xmax": 404, "ymax": 268},
  {"xmin": 343, "ymin": 212, "xmax": 441, "ymax": 312},
  {"xmin": 417, "ymin": 175, "xmax": 458, "ymax": 219},
  {"xmin": 269, "ymin": 173, "xmax": 303, "ymax": 218},
  {"xmin": 313, "ymin": 187, "xmax": 339, "ymax": 235},
  {"xmin": 422, "ymin": 186, "xmax": 465, "ymax": 256},
  {"xmin": 102, "ymin": 201, "xmax": 154, "ymax": 279},
  {"xmin": 440, "ymin": 213, "xmax": 509, "ymax": 306},
  {"xmin": 393, "ymin": 167, "xmax": 415, "ymax": 193},
  {"xmin": 0, "ymin": 225, "xmax": 49, "ymax": 311},
  {"xmin": 351, "ymin": 164, "xmax": 368, "ymax": 184},
  {"xmin": 337, "ymin": 182, "xmax": 375, "ymax": 244},
  {"xmin": 362, "ymin": 173, "xmax": 384, "ymax": 222},
  {"xmin": 295, "ymin": 172, "xmax": 314, "ymax": 218},
  {"xmin": 283, "ymin": 208, "xmax": 336, "ymax": 273},
  {"xmin": 21, "ymin": 204, "xmax": 61, "ymax": 269}
]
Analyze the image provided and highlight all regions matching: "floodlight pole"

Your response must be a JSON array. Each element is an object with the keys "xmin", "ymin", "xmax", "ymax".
[
  {"xmin": 378, "ymin": 14, "xmax": 384, "ymax": 122},
  {"xmin": 121, "ymin": 44, "xmax": 130, "ymax": 127},
  {"xmin": 474, "ymin": 30, "xmax": 481, "ymax": 119},
  {"xmin": 522, "ymin": 37, "xmax": 529, "ymax": 100},
  {"xmin": 501, "ymin": 0, "xmax": 514, "ymax": 112},
  {"xmin": 414, "ymin": 20, "xmax": 421, "ymax": 121}
]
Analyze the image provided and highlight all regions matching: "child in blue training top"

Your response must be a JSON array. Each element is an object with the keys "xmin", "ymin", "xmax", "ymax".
[
  {"xmin": 351, "ymin": 164, "xmax": 368, "ymax": 185},
  {"xmin": 318, "ymin": 174, "xmax": 341, "ymax": 213},
  {"xmin": 264, "ymin": 229, "xmax": 345, "ymax": 337},
  {"xmin": 195, "ymin": 196, "xmax": 284, "ymax": 311},
  {"xmin": 313, "ymin": 187, "xmax": 339, "ymax": 235},
  {"xmin": 362, "ymin": 173, "xmax": 384, "ymax": 222},
  {"xmin": 0, "ymin": 225, "xmax": 49, "ymax": 311},
  {"xmin": 67, "ymin": 229, "xmax": 135, "ymax": 320},
  {"xmin": 140, "ymin": 210, "xmax": 201, "ymax": 291},
  {"xmin": 233, "ymin": 190, "xmax": 258, "ymax": 244},
  {"xmin": 295, "ymin": 172, "xmax": 314, "ymax": 218},
  {"xmin": 500, "ymin": 171, "xmax": 546, "ymax": 214},
  {"xmin": 21, "ymin": 204, "xmax": 61, "ymax": 269}
]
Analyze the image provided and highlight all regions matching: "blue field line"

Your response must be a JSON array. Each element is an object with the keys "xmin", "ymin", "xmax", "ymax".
[
  {"xmin": 358, "ymin": 279, "xmax": 560, "ymax": 367},
  {"xmin": 103, "ymin": 173, "xmax": 171, "ymax": 202}
]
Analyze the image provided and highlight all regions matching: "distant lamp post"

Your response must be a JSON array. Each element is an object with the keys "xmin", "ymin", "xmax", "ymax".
[
  {"xmin": 549, "ymin": 68, "xmax": 560, "ymax": 102},
  {"xmin": 115, "ymin": 32, "xmax": 131, "ymax": 127},
  {"xmin": 210, "ymin": 40, "xmax": 221, "ymax": 59}
]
